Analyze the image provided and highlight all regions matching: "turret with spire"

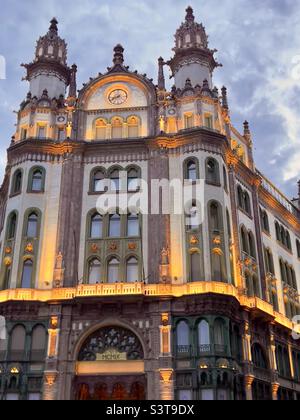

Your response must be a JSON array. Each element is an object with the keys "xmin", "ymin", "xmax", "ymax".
[
  {"xmin": 167, "ymin": 6, "xmax": 221, "ymax": 90},
  {"xmin": 22, "ymin": 18, "xmax": 71, "ymax": 99}
]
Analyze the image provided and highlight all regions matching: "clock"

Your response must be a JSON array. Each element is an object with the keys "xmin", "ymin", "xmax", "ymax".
[{"xmin": 108, "ymin": 89, "xmax": 128, "ymax": 105}]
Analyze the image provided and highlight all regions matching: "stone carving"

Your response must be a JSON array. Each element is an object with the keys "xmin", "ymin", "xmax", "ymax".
[
  {"xmin": 53, "ymin": 252, "xmax": 65, "ymax": 288},
  {"xmin": 78, "ymin": 326, "xmax": 144, "ymax": 362}
]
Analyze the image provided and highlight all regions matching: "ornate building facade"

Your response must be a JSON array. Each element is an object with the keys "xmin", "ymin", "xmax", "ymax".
[{"xmin": 0, "ymin": 7, "xmax": 300, "ymax": 401}]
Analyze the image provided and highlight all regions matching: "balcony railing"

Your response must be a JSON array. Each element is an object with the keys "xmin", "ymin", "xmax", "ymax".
[
  {"xmin": 177, "ymin": 344, "xmax": 227, "ymax": 357},
  {"xmin": 177, "ymin": 346, "xmax": 192, "ymax": 357}
]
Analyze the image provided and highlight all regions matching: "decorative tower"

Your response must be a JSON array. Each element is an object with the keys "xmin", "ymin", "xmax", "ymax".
[
  {"xmin": 168, "ymin": 6, "xmax": 221, "ymax": 90},
  {"xmin": 22, "ymin": 18, "xmax": 71, "ymax": 99}
]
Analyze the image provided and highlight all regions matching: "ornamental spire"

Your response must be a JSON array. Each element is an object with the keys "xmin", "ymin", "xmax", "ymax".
[
  {"xmin": 113, "ymin": 44, "xmax": 125, "ymax": 65},
  {"xmin": 185, "ymin": 6, "xmax": 195, "ymax": 23},
  {"xmin": 158, "ymin": 57, "xmax": 166, "ymax": 91},
  {"xmin": 49, "ymin": 17, "xmax": 58, "ymax": 36}
]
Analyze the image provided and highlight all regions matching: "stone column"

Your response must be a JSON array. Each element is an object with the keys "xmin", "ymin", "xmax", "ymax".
[
  {"xmin": 42, "ymin": 312, "xmax": 61, "ymax": 400},
  {"xmin": 227, "ymin": 156, "xmax": 243, "ymax": 291},
  {"xmin": 241, "ymin": 313, "xmax": 252, "ymax": 363},
  {"xmin": 251, "ymin": 177, "xmax": 267, "ymax": 300},
  {"xmin": 55, "ymin": 150, "xmax": 84, "ymax": 287},
  {"xmin": 148, "ymin": 148, "xmax": 171, "ymax": 284}
]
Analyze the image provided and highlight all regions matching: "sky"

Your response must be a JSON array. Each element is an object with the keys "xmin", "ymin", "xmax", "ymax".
[{"xmin": 0, "ymin": 0, "xmax": 300, "ymax": 200}]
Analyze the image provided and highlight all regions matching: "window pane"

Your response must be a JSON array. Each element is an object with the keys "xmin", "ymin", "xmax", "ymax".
[
  {"xmin": 177, "ymin": 321, "xmax": 189, "ymax": 346},
  {"xmin": 127, "ymin": 214, "xmax": 139, "ymax": 237},
  {"xmin": 109, "ymin": 215, "xmax": 121, "ymax": 237},
  {"xmin": 191, "ymin": 252, "xmax": 201, "ymax": 282},
  {"xmin": 202, "ymin": 389, "xmax": 214, "ymax": 401},
  {"xmin": 187, "ymin": 162, "xmax": 197, "ymax": 181},
  {"xmin": 126, "ymin": 258, "xmax": 139, "ymax": 283},
  {"xmin": 89, "ymin": 260, "xmax": 101, "ymax": 284},
  {"xmin": 32, "ymin": 171, "xmax": 43, "ymax": 192},
  {"xmin": 21, "ymin": 260, "xmax": 33, "ymax": 288},
  {"xmin": 6, "ymin": 394, "xmax": 20, "ymax": 401},
  {"xmin": 90, "ymin": 214, "xmax": 102, "ymax": 239},
  {"xmin": 27, "ymin": 214, "xmax": 38, "ymax": 237},
  {"xmin": 198, "ymin": 321, "xmax": 210, "ymax": 346},
  {"xmin": 108, "ymin": 259, "xmax": 120, "ymax": 283},
  {"xmin": 179, "ymin": 390, "xmax": 192, "ymax": 401},
  {"xmin": 93, "ymin": 172, "xmax": 106, "ymax": 192},
  {"xmin": 28, "ymin": 393, "xmax": 41, "ymax": 401},
  {"xmin": 38, "ymin": 126, "xmax": 46, "ymax": 139}
]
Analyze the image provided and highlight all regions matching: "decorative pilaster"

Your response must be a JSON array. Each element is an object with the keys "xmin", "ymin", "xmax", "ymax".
[
  {"xmin": 251, "ymin": 176, "xmax": 267, "ymax": 300},
  {"xmin": 245, "ymin": 375, "xmax": 255, "ymax": 401},
  {"xmin": 271, "ymin": 382, "xmax": 280, "ymax": 401},
  {"xmin": 241, "ymin": 314, "xmax": 252, "ymax": 363},
  {"xmin": 43, "ymin": 314, "xmax": 60, "ymax": 400},
  {"xmin": 160, "ymin": 313, "xmax": 171, "ymax": 355},
  {"xmin": 159, "ymin": 369, "xmax": 174, "ymax": 400}
]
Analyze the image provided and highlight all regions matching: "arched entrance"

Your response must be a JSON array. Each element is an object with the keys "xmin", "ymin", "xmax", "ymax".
[{"xmin": 74, "ymin": 326, "xmax": 146, "ymax": 401}]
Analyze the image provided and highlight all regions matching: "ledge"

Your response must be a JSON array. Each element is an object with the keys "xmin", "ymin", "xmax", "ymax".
[{"xmin": 0, "ymin": 282, "xmax": 299, "ymax": 334}]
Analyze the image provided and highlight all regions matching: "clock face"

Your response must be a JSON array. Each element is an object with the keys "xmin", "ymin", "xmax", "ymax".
[{"xmin": 108, "ymin": 89, "xmax": 128, "ymax": 105}]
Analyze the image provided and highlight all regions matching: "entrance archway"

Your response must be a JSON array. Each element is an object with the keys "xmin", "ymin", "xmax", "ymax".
[{"xmin": 74, "ymin": 326, "xmax": 146, "ymax": 401}]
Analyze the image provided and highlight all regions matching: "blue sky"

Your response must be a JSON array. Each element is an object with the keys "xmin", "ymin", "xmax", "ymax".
[{"xmin": 0, "ymin": 0, "xmax": 300, "ymax": 199}]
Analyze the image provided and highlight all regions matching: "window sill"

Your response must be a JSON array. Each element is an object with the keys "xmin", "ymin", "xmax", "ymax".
[
  {"xmin": 238, "ymin": 206, "xmax": 253, "ymax": 220},
  {"xmin": 9, "ymin": 192, "xmax": 22, "ymax": 199},
  {"xmin": 27, "ymin": 190, "xmax": 45, "ymax": 195}
]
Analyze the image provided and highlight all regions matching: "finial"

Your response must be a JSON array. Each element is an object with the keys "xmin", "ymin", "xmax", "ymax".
[
  {"xmin": 185, "ymin": 6, "xmax": 195, "ymax": 23},
  {"xmin": 49, "ymin": 18, "xmax": 58, "ymax": 35},
  {"xmin": 113, "ymin": 44, "xmax": 124, "ymax": 65},
  {"xmin": 243, "ymin": 121, "xmax": 250, "ymax": 135},
  {"xmin": 68, "ymin": 64, "xmax": 78, "ymax": 99},
  {"xmin": 158, "ymin": 57, "xmax": 166, "ymax": 91},
  {"xmin": 221, "ymin": 86, "xmax": 229, "ymax": 109}
]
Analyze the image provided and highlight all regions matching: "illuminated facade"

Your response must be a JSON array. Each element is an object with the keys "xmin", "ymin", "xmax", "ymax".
[{"xmin": 0, "ymin": 7, "xmax": 300, "ymax": 401}]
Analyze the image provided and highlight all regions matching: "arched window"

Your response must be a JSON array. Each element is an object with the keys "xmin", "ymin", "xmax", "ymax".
[
  {"xmin": 285, "ymin": 231, "xmax": 291, "ymax": 251},
  {"xmin": 248, "ymin": 232, "xmax": 256, "ymax": 259},
  {"xmin": 190, "ymin": 251, "xmax": 201, "ymax": 282},
  {"xmin": 206, "ymin": 158, "xmax": 220, "ymax": 185},
  {"xmin": 10, "ymin": 325, "xmax": 26, "ymax": 361},
  {"xmin": 127, "ymin": 168, "xmax": 140, "ymax": 192},
  {"xmin": 177, "ymin": 321, "xmax": 189, "ymax": 347},
  {"xmin": 291, "ymin": 268, "xmax": 297, "ymax": 290},
  {"xmin": 252, "ymin": 343, "xmax": 268, "ymax": 369},
  {"xmin": 210, "ymin": 202, "xmax": 221, "ymax": 231},
  {"xmin": 244, "ymin": 192, "xmax": 251, "ymax": 215},
  {"xmin": 107, "ymin": 258, "xmax": 120, "ymax": 283},
  {"xmin": 109, "ymin": 169, "xmax": 120, "ymax": 192},
  {"xmin": 185, "ymin": 159, "xmax": 198, "ymax": 182},
  {"xmin": 223, "ymin": 166, "xmax": 228, "ymax": 191},
  {"xmin": 241, "ymin": 226, "xmax": 249, "ymax": 254},
  {"xmin": 95, "ymin": 119, "xmax": 107, "ymax": 140},
  {"xmin": 127, "ymin": 116, "xmax": 139, "ymax": 138},
  {"xmin": 275, "ymin": 222, "xmax": 281, "ymax": 241},
  {"xmin": 92, "ymin": 169, "xmax": 106, "ymax": 193},
  {"xmin": 296, "ymin": 240, "xmax": 300, "ymax": 259},
  {"xmin": 260, "ymin": 209, "xmax": 269, "ymax": 233},
  {"xmin": 126, "ymin": 257, "xmax": 139, "ymax": 283},
  {"xmin": 253, "ymin": 275, "xmax": 260, "ymax": 297},
  {"xmin": 30, "ymin": 325, "xmax": 47, "ymax": 361},
  {"xmin": 90, "ymin": 213, "xmax": 103, "ymax": 239},
  {"xmin": 214, "ymin": 319, "xmax": 225, "ymax": 346},
  {"xmin": 11, "ymin": 170, "xmax": 22, "ymax": 195},
  {"xmin": 88, "ymin": 259, "xmax": 101, "ymax": 284},
  {"xmin": 198, "ymin": 320, "xmax": 210, "ymax": 347},
  {"xmin": 127, "ymin": 214, "xmax": 139, "ymax": 237},
  {"xmin": 237, "ymin": 186, "xmax": 244, "ymax": 209},
  {"xmin": 111, "ymin": 117, "xmax": 123, "ymax": 139},
  {"xmin": 280, "ymin": 259, "xmax": 287, "ymax": 284},
  {"xmin": 245, "ymin": 272, "xmax": 253, "ymax": 297},
  {"xmin": 264, "ymin": 248, "xmax": 275, "ymax": 275},
  {"xmin": 21, "ymin": 259, "xmax": 33, "ymax": 288},
  {"xmin": 109, "ymin": 214, "xmax": 121, "ymax": 237},
  {"xmin": 26, "ymin": 212, "xmax": 38, "ymax": 238},
  {"xmin": 29, "ymin": 168, "xmax": 45, "ymax": 193},
  {"xmin": 6, "ymin": 212, "xmax": 17, "ymax": 240}
]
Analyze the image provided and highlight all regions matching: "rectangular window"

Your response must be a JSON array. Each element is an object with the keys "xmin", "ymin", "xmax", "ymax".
[
  {"xmin": 28, "ymin": 393, "xmax": 41, "ymax": 401},
  {"xmin": 201, "ymin": 389, "xmax": 214, "ymax": 400},
  {"xmin": 178, "ymin": 390, "xmax": 192, "ymax": 401},
  {"xmin": 184, "ymin": 114, "xmax": 194, "ymax": 129},
  {"xmin": 96, "ymin": 127, "xmax": 106, "ymax": 140},
  {"xmin": 37, "ymin": 126, "xmax": 46, "ymax": 139},
  {"xmin": 21, "ymin": 128, "xmax": 27, "ymax": 140},
  {"xmin": 204, "ymin": 115, "xmax": 213, "ymax": 129},
  {"xmin": 58, "ymin": 128, "xmax": 66, "ymax": 141},
  {"xmin": 6, "ymin": 393, "xmax": 20, "ymax": 400}
]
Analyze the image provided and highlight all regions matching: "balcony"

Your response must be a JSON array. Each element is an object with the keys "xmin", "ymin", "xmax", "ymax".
[
  {"xmin": 198, "ymin": 344, "xmax": 227, "ymax": 356},
  {"xmin": 176, "ymin": 346, "xmax": 192, "ymax": 358}
]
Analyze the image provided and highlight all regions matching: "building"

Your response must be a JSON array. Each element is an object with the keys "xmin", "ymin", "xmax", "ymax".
[{"xmin": 0, "ymin": 7, "xmax": 300, "ymax": 401}]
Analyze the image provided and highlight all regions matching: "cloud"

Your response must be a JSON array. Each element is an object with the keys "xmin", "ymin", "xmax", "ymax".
[{"xmin": 0, "ymin": 0, "xmax": 299, "ymax": 199}]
